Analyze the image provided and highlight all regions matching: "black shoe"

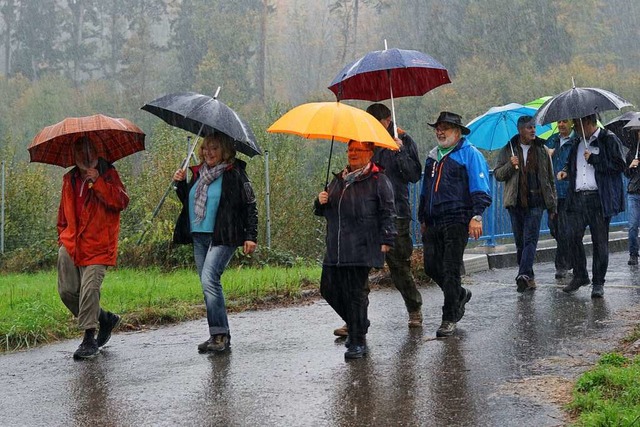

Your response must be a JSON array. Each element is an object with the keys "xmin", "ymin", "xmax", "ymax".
[
  {"xmin": 455, "ymin": 288, "xmax": 472, "ymax": 322},
  {"xmin": 97, "ymin": 310, "xmax": 121, "ymax": 348},
  {"xmin": 73, "ymin": 330, "xmax": 99, "ymax": 360},
  {"xmin": 525, "ymin": 277, "xmax": 537, "ymax": 291},
  {"xmin": 344, "ymin": 344, "xmax": 368, "ymax": 359},
  {"xmin": 436, "ymin": 320, "xmax": 457, "ymax": 337},
  {"xmin": 562, "ymin": 277, "xmax": 591, "ymax": 293},
  {"xmin": 591, "ymin": 284, "xmax": 604, "ymax": 298},
  {"xmin": 629, "ymin": 255, "xmax": 638, "ymax": 266},
  {"xmin": 516, "ymin": 275, "xmax": 530, "ymax": 293},
  {"xmin": 198, "ymin": 334, "xmax": 230, "ymax": 353}
]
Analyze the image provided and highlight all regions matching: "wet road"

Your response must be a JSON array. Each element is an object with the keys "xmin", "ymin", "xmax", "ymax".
[{"xmin": 2, "ymin": 252, "xmax": 640, "ymax": 427}]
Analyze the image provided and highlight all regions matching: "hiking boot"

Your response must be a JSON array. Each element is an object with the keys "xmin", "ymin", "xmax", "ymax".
[
  {"xmin": 198, "ymin": 334, "xmax": 230, "ymax": 353},
  {"xmin": 562, "ymin": 277, "xmax": 591, "ymax": 293},
  {"xmin": 455, "ymin": 288, "xmax": 472, "ymax": 322},
  {"xmin": 555, "ymin": 269, "xmax": 568, "ymax": 279},
  {"xmin": 628, "ymin": 255, "xmax": 638, "ymax": 266},
  {"xmin": 344, "ymin": 344, "xmax": 369, "ymax": 360},
  {"xmin": 408, "ymin": 310, "xmax": 423, "ymax": 328},
  {"xmin": 436, "ymin": 321, "xmax": 457, "ymax": 338},
  {"xmin": 73, "ymin": 329, "xmax": 99, "ymax": 360},
  {"xmin": 591, "ymin": 284, "xmax": 605, "ymax": 298},
  {"xmin": 333, "ymin": 324, "xmax": 348, "ymax": 337},
  {"xmin": 516, "ymin": 275, "xmax": 530, "ymax": 293},
  {"xmin": 97, "ymin": 310, "xmax": 121, "ymax": 348}
]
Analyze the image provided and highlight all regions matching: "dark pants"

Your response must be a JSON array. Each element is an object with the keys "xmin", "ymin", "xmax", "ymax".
[
  {"xmin": 508, "ymin": 206, "xmax": 544, "ymax": 278},
  {"xmin": 568, "ymin": 192, "xmax": 611, "ymax": 286},
  {"xmin": 320, "ymin": 266, "xmax": 371, "ymax": 345},
  {"xmin": 386, "ymin": 218, "xmax": 422, "ymax": 313},
  {"xmin": 549, "ymin": 198, "xmax": 571, "ymax": 271},
  {"xmin": 422, "ymin": 222, "xmax": 468, "ymax": 322}
]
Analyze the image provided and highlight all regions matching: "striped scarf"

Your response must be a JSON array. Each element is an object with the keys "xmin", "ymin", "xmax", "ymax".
[
  {"xmin": 342, "ymin": 162, "xmax": 372, "ymax": 187},
  {"xmin": 194, "ymin": 162, "xmax": 229, "ymax": 222}
]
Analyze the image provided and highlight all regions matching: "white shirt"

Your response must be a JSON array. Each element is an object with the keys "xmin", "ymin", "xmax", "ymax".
[
  {"xmin": 520, "ymin": 143, "xmax": 531, "ymax": 164},
  {"xmin": 575, "ymin": 128, "xmax": 600, "ymax": 191}
]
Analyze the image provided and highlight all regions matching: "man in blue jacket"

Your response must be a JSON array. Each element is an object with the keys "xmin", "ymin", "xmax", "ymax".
[
  {"xmin": 558, "ymin": 113, "xmax": 625, "ymax": 297},
  {"xmin": 545, "ymin": 119, "xmax": 575, "ymax": 279},
  {"xmin": 418, "ymin": 112, "xmax": 492, "ymax": 337}
]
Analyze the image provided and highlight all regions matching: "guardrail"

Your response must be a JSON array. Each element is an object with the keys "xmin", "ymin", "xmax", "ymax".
[{"xmin": 409, "ymin": 171, "xmax": 629, "ymax": 247}]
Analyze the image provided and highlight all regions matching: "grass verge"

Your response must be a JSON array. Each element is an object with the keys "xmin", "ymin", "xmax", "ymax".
[
  {"xmin": 0, "ymin": 265, "xmax": 321, "ymax": 352},
  {"xmin": 567, "ymin": 352, "xmax": 640, "ymax": 425}
]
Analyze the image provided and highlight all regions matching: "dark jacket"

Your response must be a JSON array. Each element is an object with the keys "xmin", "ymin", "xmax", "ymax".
[
  {"xmin": 314, "ymin": 163, "xmax": 396, "ymax": 268},
  {"xmin": 418, "ymin": 137, "xmax": 492, "ymax": 226},
  {"xmin": 545, "ymin": 132, "xmax": 574, "ymax": 199},
  {"xmin": 565, "ymin": 129, "xmax": 625, "ymax": 217},
  {"xmin": 173, "ymin": 159, "xmax": 258, "ymax": 247},
  {"xmin": 494, "ymin": 136, "xmax": 557, "ymax": 213},
  {"xmin": 371, "ymin": 126, "xmax": 422, "ymax": 219},
  {"xmin": 624, "ymin": 140, "xmax": 640, "ymax": 195}
]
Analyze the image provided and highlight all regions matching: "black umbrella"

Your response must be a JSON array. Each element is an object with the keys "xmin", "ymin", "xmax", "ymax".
[
  {"xmin": 142, "ymin": 91, "xmax": 261, "ymax": 157},
  {"xmin": 533, "ymin": 84, "xmax": 632, "ymax": 126},
  {"xmin": 604, "ymin": 111, "xmax": 640, "ymax": 149}
]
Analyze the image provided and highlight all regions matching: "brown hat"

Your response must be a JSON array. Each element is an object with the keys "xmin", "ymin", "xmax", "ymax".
[{"xmin": 428, "ymin": 111, "xmax": 470, "ymax": 135}]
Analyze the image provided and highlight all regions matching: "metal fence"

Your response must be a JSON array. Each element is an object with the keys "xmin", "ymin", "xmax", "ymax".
[{"xmin": 408, "ymin": 170, "xmax": 630, "ymax": 247}]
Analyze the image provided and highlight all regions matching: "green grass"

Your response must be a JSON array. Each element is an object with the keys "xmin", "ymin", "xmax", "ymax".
[
  {"xmin": 0, "ymin": 266, "xmax": 321, "ymax": 352},
  {"xmin": 568, "ymin": 352, "xmax": 640, "ymax": 426}
]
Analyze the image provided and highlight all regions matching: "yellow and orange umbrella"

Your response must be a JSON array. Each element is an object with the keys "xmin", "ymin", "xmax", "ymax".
[{"xmin": 267, "ymin": 102, "xmax": 397, "ymax": 188}]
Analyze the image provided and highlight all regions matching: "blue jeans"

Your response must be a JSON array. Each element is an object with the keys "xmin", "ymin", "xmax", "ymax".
[
  {"xmin": 629, "ymin": 194, "xmax": 640, "ymax": 256},
  {"xmin": 508, "ymin": 206, "xmax": 544, "ymax": 278},
  {"xmin": 192, "ymin": 233, "xmax": 236, "ymax": 336}
]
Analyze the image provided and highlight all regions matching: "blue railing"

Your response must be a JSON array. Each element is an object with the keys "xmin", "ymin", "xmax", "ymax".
[{"xmin": 409, "ymin": 171, "xmax": 630, "ymax": 247}]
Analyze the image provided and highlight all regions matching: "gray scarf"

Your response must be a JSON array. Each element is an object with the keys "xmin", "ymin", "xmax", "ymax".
[{"xmin": 194, "ymin": 162, "xmax": 229, "ymax": 222}]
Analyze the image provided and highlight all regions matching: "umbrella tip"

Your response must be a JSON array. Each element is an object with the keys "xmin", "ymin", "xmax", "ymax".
[
  {"xmin": 571, "ymin": 76, "xmax": 576, "ymax": 88},
  {"xmin": 384, "ymin": 39, "xmax": 388, "ymax": 50},
  {"xmin": 214, "ymin": 86, "xmax": 221, "ymax": 99}
]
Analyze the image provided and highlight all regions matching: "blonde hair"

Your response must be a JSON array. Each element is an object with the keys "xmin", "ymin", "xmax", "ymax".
[{"xmin": 200, "ymin": 133, "xmax": 236, "ymax": 163}]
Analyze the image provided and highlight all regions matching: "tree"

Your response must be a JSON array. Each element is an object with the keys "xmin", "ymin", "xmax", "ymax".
[
  {"xmin": 0, "ymin": 0, "xmax": 18, "ymax": 76},
  {"xmin": 62, "ymin": 0, "xmax": 100, "ymax": 86}
]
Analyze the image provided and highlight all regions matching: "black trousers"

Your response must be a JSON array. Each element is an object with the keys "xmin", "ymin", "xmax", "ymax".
[
  {"xmin": 549, "ymin": 198, "xmax": 571, "ymax": 271},
  {"xmin": 422, "ymin": 222, "xmax": 469, "ymax": 322},
  {"xmin": 568, "ymin": 192, "xmax": 611, "ymax": 286},
  {"xmin": 320, "ymin": 266, "xmax": 371, "ymax": 345}
]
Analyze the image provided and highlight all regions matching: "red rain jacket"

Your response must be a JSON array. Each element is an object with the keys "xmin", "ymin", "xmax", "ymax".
[{"xmin": 57, "ymin": 162, "xmax": 129, "ymax": 266}]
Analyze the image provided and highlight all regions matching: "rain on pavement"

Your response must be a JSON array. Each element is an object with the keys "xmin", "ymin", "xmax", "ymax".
[{"xmin": 2, "ymin": 252, "xmax": 640, "ymax": 427}]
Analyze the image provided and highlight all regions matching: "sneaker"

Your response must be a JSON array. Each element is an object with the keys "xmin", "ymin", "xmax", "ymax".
[
  {"xmin": 333, "ymin": 324, "xmax": 348, "ymax": 337},
  {"xmin": 408, "ymin": 310, "xmax": 423, "ymax": 328},
  {"xmin": 628, "ymin": 255, "xmax": 638, "ymax": 266},
  {"xmin": 97, "ymin": 311, "xmax": 121, "ymax": 348},
  {"xmin": 555, "ymin": 269, "xmax": 568, "ymax": 279},
  {"xmin": 344, "ymin": 344, "xmax": 369, "ymax": 360},
  {"xmin": 591, "ymin": 284, "xmax": 604, "ymax": 298},
  {"xmin": 562, "ymin": 277, "xmax": 591, "ymax": 293},
  {"xmin": 455, "ymin": 288, "xmax": 472, "ymax": 322},
  {"xmin": 436, "ymin": 320, "xmax": 457, "ymax": 337},
  {"xmin": 73, "ymin": 330, "xmax": 99, "ymax": 360},
  {"xmin": 197, "ymin": 334, "xmax": 230, "ymax": 353},
  {"xmin": 516, "ymin": 275, "xmax": 530, "ymax": 293}
]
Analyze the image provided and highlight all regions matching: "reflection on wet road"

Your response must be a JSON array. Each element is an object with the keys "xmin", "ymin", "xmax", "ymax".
[{"xmin": 2, "ymin": 252, "xmax": 639, "ymax": 426}]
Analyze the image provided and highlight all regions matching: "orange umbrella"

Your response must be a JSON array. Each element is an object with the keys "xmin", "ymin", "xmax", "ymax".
[
  {"xmin": 29, "ymin": 114, "xmax": 145, "ymax": 167},
  {"xmin": 267, "ymin": 101, "xmax": 397, "ymax": 149},
  {"xmin": 267, "ymin": 101, "xmax": 397, "ymax": 188}
]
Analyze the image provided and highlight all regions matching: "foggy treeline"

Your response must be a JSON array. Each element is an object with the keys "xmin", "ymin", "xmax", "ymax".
[{"xmin": 0, "ymin": 0, "xmax": 639, "ymax": 266}]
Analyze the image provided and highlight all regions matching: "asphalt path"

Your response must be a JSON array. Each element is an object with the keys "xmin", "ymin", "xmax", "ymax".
[{"xmin": 2, "ymin": 251, "xmax": 640, "ymax": 426}]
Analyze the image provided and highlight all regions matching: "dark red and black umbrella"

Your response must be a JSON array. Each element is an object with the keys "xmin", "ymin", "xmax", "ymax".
[
  {"xmin": 29, "ymin": 114, "xmax": 145, "ymax": 167},
  {"xmin": 328, "ymin": 44, "xmax": 450, "ymax": 137}
]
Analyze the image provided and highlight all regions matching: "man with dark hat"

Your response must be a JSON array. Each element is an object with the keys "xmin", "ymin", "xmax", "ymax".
[
  {"xmin": 418, "ymin": 112, "xmax": 491, "ymax": 337},
  {"xmin": 495, "ymin": 115, "xmax": 557, "ymax": 293}
]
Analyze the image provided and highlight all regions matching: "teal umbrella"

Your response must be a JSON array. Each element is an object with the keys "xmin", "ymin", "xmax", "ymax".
[{"xmin": 524, "ymin": 96, "xmax": 557, "ymax": 139}]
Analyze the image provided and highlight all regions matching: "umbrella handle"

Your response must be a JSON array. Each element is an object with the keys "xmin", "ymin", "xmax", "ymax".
[
  {"xmin": 324, "ymin": 138, "xmax": 335, "ymax": 190},
  {"xmin": 509, "ymin": 142, "xmax": 519, "ymax": 170}
]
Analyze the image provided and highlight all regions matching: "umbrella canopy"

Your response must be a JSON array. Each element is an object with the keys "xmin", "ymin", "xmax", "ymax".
[
  {"xmin": 328, "ymin": 48, "xmax": 450, "ymax": 101},
  {"xmin": 524, "ymin": 96, "xmax": 557, "ymax": 139},
  {"xmin": 624, "ymin": 115, "xmax": 640, "ymax": 130},
  {"xmin": 466, "ymin": 103, "xmax": 553, "ymax": 151},
  {"xmin": 142, "ymin": 91, "xmax": 261, "ymax": 157},
  {"xmin": 267, "ymin": 102, "xmax": 397, "ymax": 149},
  {"xmin": 534, "ymin": 86, "xmax": 632, "ymax": 125},
  {"xmin": 605, "ymin": 111, "xmax": 640, "ymax": 148},
  {"xmin": 29, "ymin": 114, "xmax": 145, "ymax": 167}
]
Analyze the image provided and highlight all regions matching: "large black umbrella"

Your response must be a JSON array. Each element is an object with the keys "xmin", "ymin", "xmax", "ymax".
[
  {"xmin": 142, "ymin": 91, "xmax": 261, "ymax": 157},
  {"xmin": 604, "ymin": 111, "xmax": 640, "ymax": 149},
  {"xmin": 533, "ymin": 84, "xmax": 632, "ymax": 126}
]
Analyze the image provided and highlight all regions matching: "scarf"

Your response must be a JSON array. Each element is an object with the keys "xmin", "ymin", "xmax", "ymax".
[
  {"xmin": 517, "ymin": 143, "xmax": 538, "ymax": 208},
  {"xmin": 342, "ymin": 162, "xmax": 372, "ymax": 187},
  {"xmin": 194, "ymin": 162, "xmax": 229, "ymax": 222}
]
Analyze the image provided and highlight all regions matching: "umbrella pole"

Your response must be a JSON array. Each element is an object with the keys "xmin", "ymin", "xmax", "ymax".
[
  {"xmin": 325, "ymin": 137, "xmax": 335, "ymax": 190},
  {"xmin": 387, "ymin": 69, "xmax": 398, "ymax": 139}
]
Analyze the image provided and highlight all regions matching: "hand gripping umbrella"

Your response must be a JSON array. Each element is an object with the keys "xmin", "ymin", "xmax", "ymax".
[{"xmin": 328, "ymin": 40, "xmax": 450, "ymax": 138}]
